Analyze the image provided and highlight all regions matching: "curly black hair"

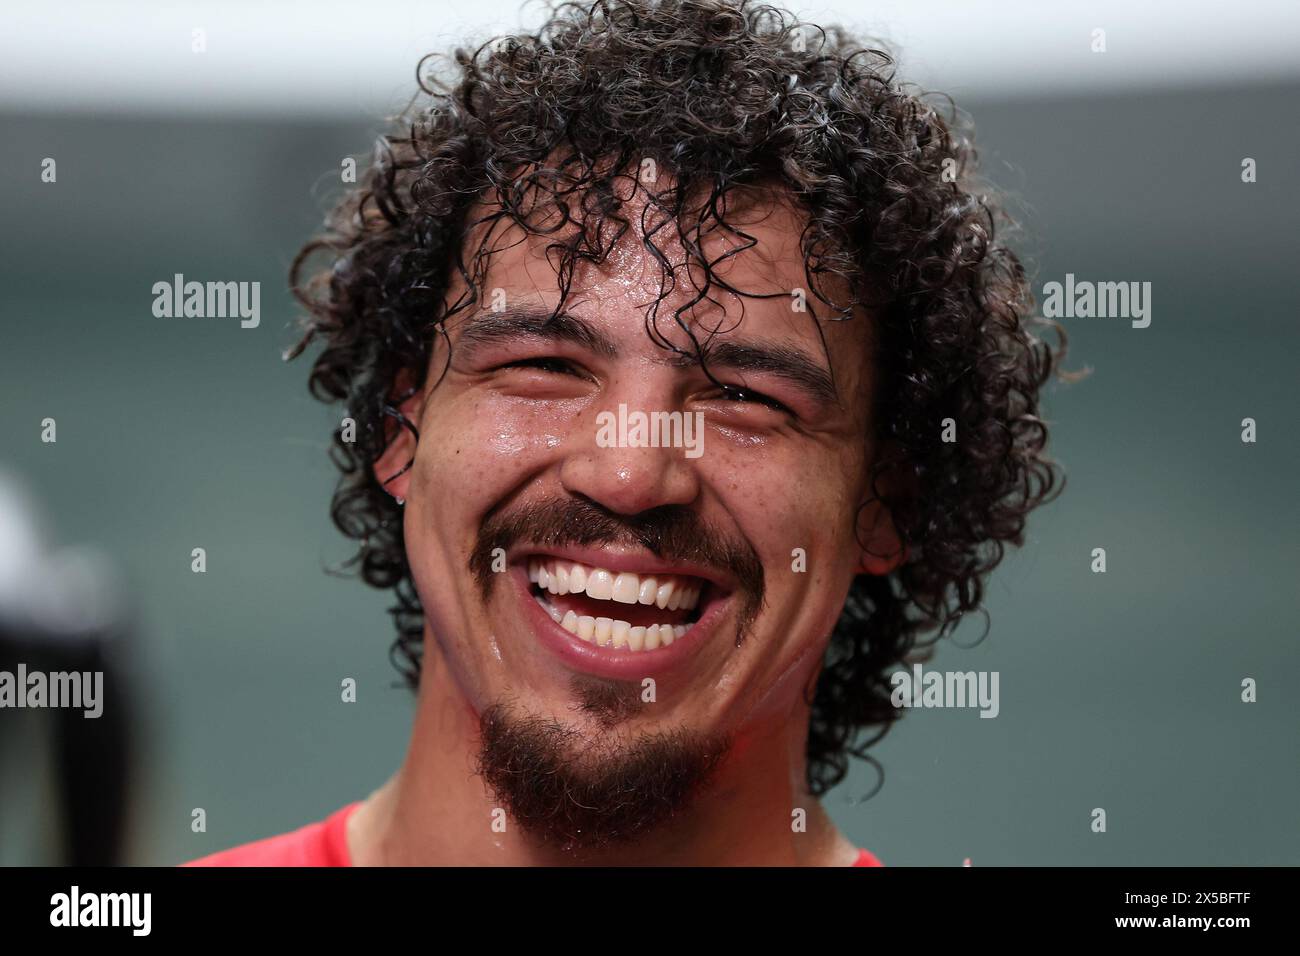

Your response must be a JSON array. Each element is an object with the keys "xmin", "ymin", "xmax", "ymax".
[{"xmin": 287, "ymin": 0, "xmax": 1065, "ymax": 798}]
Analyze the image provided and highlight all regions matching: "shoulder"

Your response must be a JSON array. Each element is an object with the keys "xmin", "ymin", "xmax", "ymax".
[
  {"xmin": 853, "ymin": 847, "xmax": 884, "ymax": 866},
  {"xmin": 181, "ymin": 802, "xmax": 360, "ymax": 867}
]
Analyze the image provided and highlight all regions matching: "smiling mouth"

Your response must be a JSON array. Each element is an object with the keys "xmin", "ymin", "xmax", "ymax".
[{"xmin": 527, "ymin": 557, "xmax": 713, "ymax": 653}]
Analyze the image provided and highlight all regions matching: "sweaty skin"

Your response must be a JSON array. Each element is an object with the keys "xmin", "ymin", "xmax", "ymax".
[{"xmin": 348, "ymin": 172, "xmax": 902, "ymax": 865}]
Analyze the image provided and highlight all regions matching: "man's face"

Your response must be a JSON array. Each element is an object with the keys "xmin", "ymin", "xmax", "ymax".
[{"xmin": 383, "ymin": 179, "xmax": 891, "ymax": 848}]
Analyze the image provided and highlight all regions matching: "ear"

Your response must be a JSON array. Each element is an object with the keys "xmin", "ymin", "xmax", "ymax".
[
  {"xmin": 853, "ymin": 498, "xmax": 907, "ymax": 576},
  {"xmin": 372, "ymin": 369, "xmax": 425, "ymax": 503},
  {"xmin": 853, "ymin": 447, "xmax": 912, "ymax": 576}
]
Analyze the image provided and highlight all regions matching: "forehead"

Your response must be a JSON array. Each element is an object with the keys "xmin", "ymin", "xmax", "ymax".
[{"xmin": 443, "ymin": 172, "xmax": 871, "ymax": 373}]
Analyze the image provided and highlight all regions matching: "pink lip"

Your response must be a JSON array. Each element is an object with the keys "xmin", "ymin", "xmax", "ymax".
[{"xmin": 513, "ymin": 565, "xmax": 732, "ymax": 679}]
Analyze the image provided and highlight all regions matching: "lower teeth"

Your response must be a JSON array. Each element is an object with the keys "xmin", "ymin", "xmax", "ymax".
[{"xmin": 534, "ymin": 593, "xmax": 692, "ymax": 651}]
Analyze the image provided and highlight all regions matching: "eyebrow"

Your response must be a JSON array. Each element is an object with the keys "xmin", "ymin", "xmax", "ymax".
[
  {"xmin": 453, "ymin": 306, "xmax": 838, "ymax": 406},
  {"xmin": 454, "ymin": 307, "xmax": 619, "ymax": 358}
]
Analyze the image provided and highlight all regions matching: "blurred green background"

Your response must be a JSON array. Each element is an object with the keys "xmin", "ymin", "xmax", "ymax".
[{"xmin": 1, "ymin": 5, "xmax": 1297, "ymax": 866}]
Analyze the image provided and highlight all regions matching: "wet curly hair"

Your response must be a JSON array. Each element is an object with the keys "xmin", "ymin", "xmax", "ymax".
[{"xmin": 288, "ymin": 0, "xmax": 1065, "ymax": 798}]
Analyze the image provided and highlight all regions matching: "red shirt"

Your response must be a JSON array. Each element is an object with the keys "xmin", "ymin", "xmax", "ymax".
[{"xmin": 183, "ymin": 803, "xmax": 884, "ymax": 867}]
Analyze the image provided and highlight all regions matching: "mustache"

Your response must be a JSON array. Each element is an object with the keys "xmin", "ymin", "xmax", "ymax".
[{"xmin": 470, "ymin": 497, "xmax": 765, "ymax": 642}]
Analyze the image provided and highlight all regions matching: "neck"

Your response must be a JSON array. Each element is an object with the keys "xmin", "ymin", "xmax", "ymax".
[{"xmin": 351, "ymin": 636, "xmax": 853, "ymax": 866}]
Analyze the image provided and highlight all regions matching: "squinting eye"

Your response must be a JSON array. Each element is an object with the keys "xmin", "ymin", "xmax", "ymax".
[
  {"xmin": 721, "ymin": 385, "xmax": 789, "ymax": 414},
  {"xmin": 503, "ymin": 357, "xmax": 578, "ymax": 375}
]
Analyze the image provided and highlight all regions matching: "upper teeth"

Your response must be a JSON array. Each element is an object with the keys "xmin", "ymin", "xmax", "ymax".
[{"xmin": 527, "ymin": 559, "xmax": 703, "ymax": 611}]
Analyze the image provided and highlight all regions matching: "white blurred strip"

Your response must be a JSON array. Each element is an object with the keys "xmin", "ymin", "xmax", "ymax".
[{"xmin": 1, "ymin": 0, "xmax": 1297, "ymax": 118}]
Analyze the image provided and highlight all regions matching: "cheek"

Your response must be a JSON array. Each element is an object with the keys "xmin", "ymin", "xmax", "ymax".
[
  {"xmin": 704, "ymin": 437, "xmax": 862, "ymax": 571},
  {"xmin": 416, "ymin": 393, "xmax": 573, "ymax": 502},
  {"xmin": 402, "ymin": 394, "xmax": 576, "ymax": 629}
]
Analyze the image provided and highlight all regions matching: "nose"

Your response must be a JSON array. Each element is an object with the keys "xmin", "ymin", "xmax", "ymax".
[{"xmin": 559, "ymin": 390, "xmax": 701, "ymax": 516}]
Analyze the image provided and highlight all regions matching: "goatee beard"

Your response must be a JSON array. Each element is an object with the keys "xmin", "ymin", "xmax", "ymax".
[{"xmin": 475, "ymin": 699, "xmax": 730, "ymax": 852}]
